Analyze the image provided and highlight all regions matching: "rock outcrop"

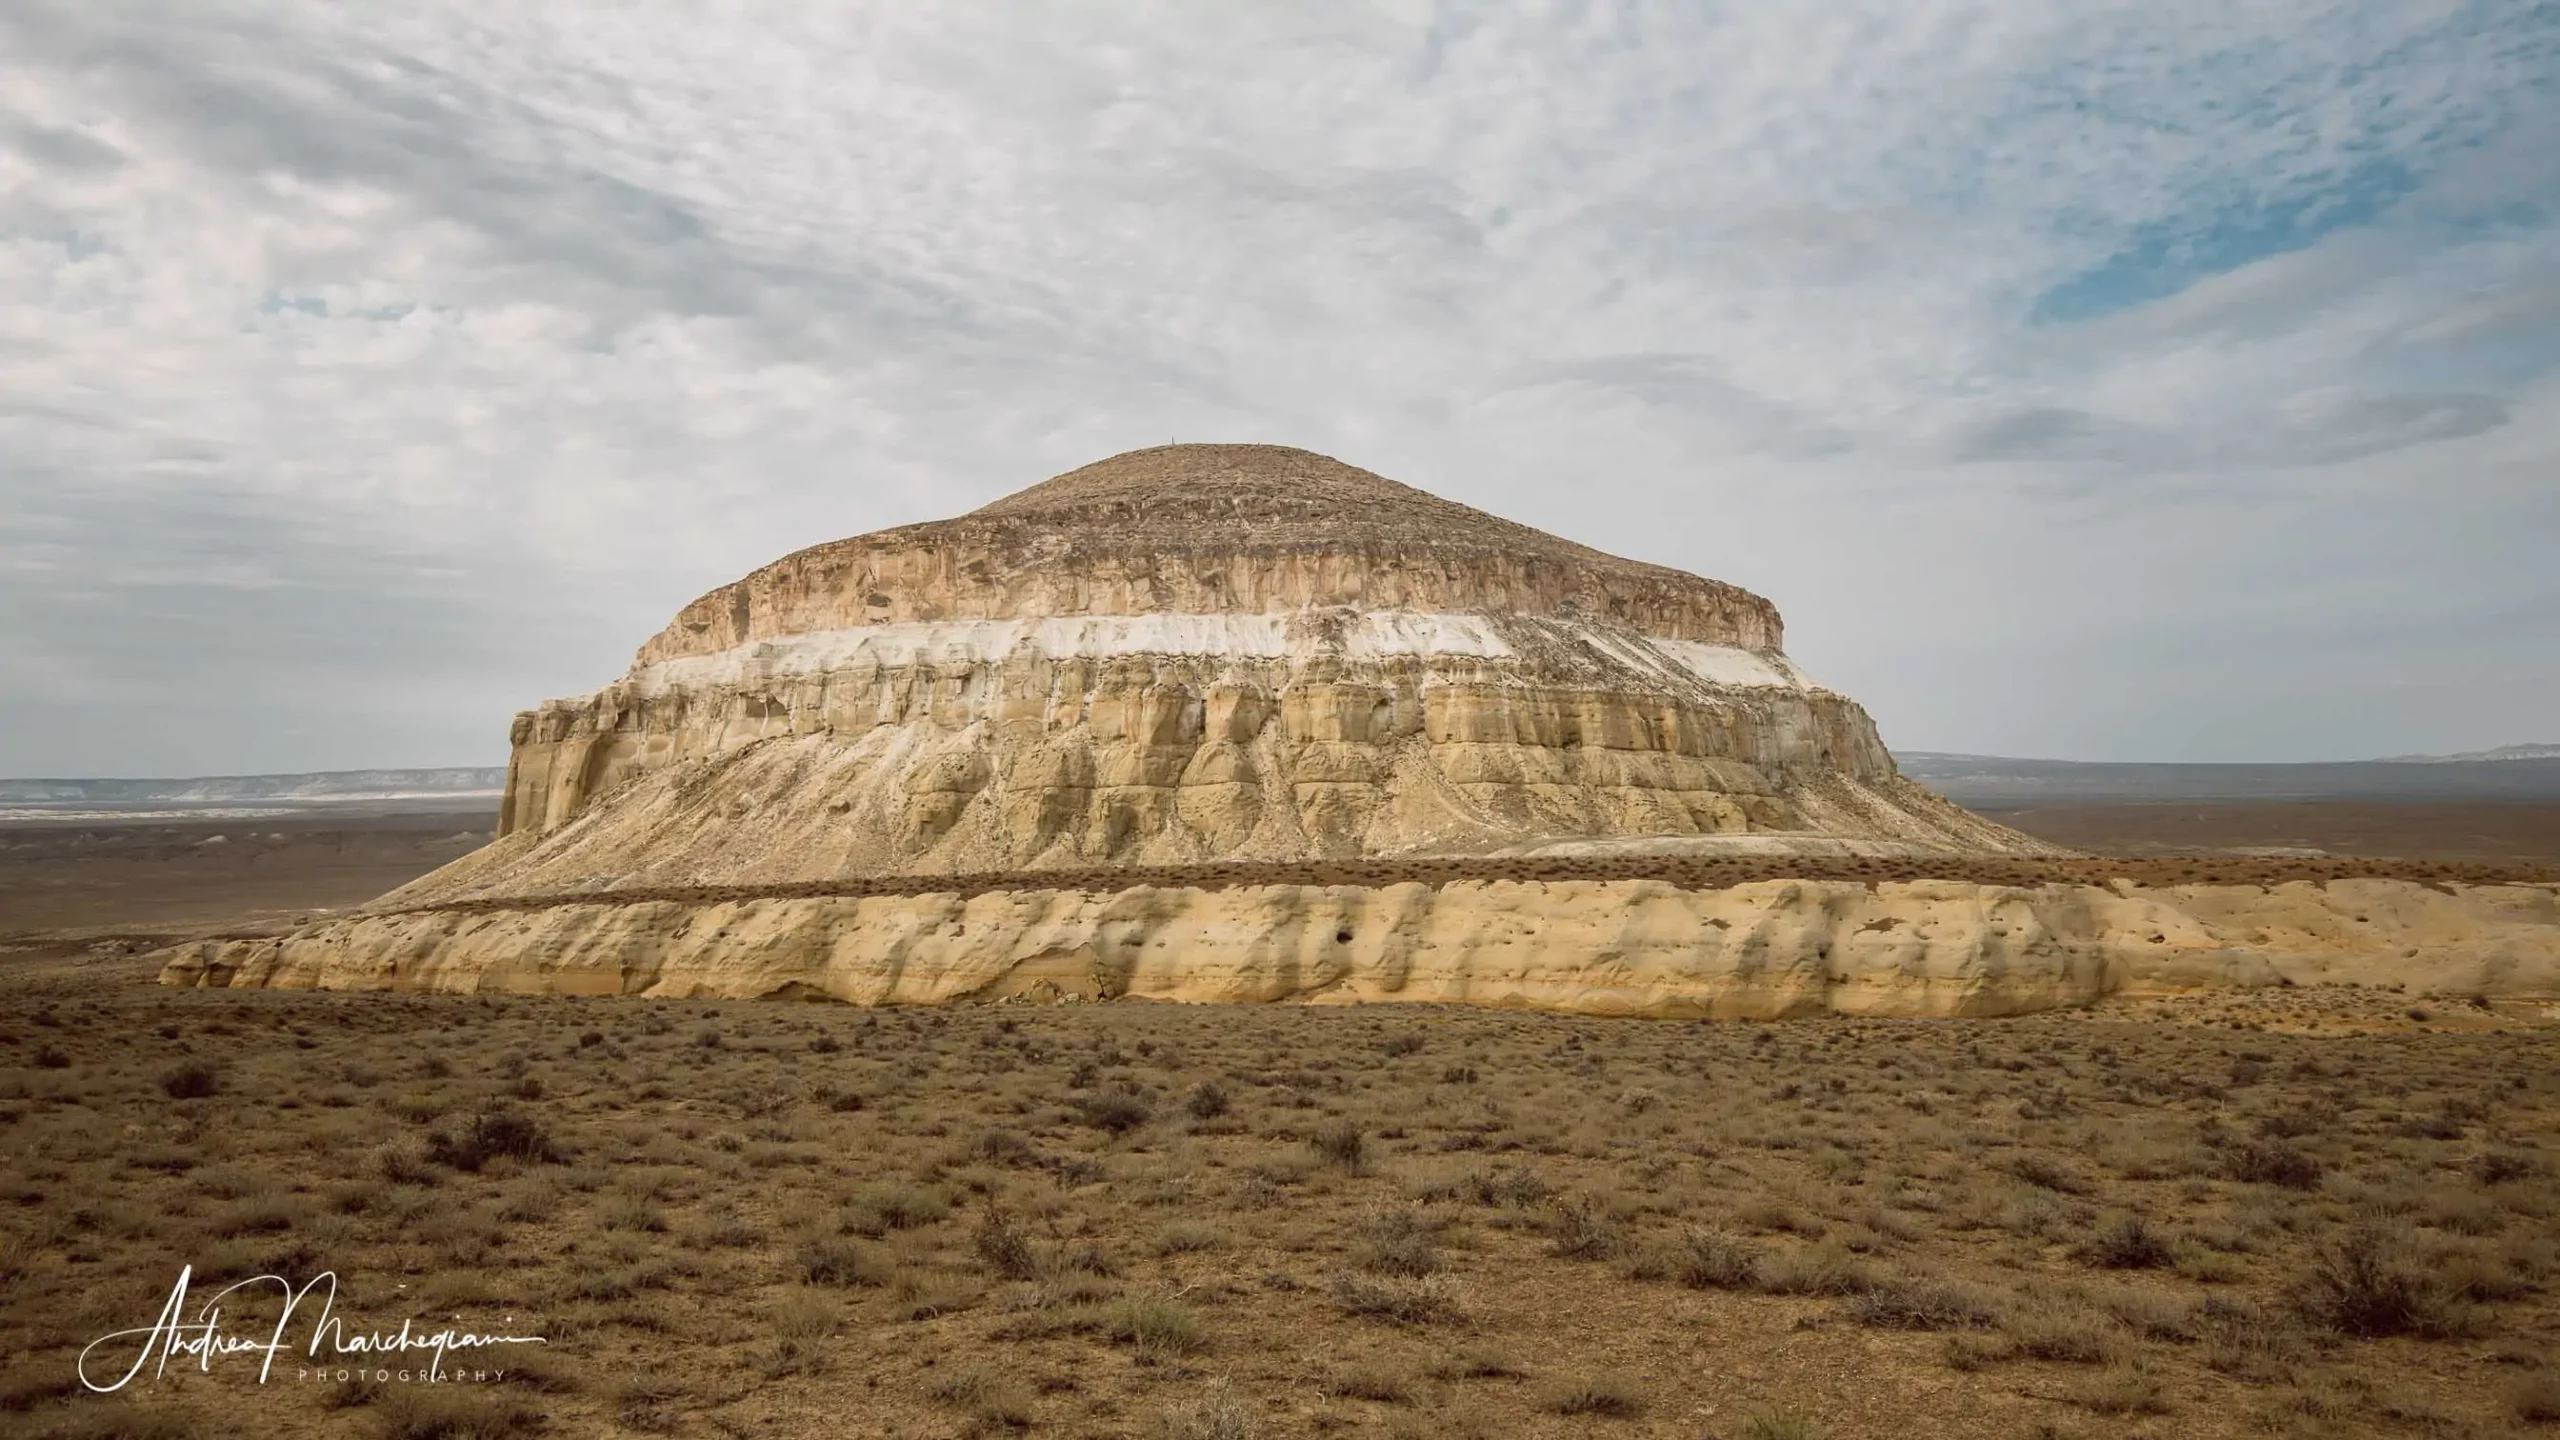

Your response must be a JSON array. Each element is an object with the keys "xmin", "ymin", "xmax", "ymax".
[
  {"xmin": 428, "ymin": 444, "xmax": 2050, "ymax": 905},
  {"xmin": 186, "ymin": 442, "xmax": 2415, "ymax": 1018},
  {"xmin": 161, "ymin": 876, "xmax": 2560, "ymax": 1017}
]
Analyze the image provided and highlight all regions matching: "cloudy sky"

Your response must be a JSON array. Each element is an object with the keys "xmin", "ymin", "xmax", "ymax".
[{"xmin": 3, "ymin": 1, "xmax": 2554, "ymax": 776}]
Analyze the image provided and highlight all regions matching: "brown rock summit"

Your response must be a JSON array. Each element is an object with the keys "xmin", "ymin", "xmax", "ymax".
[
  {"xmin": 414, "ymin": 444, "xmax": 2049, "ymax": 907},
  {"xmin": 637, "ymin": 444, "xmax": 1781, "ymax": 662}
]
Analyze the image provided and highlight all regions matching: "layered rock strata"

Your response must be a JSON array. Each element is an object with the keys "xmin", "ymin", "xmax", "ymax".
[
  {"xmin": 160, "ymin": 877, "xmax": 2560, "ymax": 1018},
  {"xmin": 436, "ymin": 444, "xmax": 2051, "ymax": 904}
]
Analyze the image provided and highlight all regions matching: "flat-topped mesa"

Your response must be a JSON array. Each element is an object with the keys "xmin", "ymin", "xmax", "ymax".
[
  {"xmin": 435, "ymin": 444, "xmax": 2054, "ymax": 906},
  {"xmin": 635, "ymin": 445, "xmax": 1783, "ymax": 663}
]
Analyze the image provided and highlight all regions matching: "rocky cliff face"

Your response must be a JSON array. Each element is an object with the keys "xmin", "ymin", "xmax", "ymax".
[
  {"xmin": 161, "ymin": 877, "xmax": 2560, "ymax": 1018},
  {"xmin": 453, "ymin": 445, "xmax": 2051, "ymax": 903}
]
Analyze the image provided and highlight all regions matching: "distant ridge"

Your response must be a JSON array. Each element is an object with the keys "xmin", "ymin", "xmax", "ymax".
[
  {"xmin": 1895, "ymin": 752, "xmax": 2560, "ymax": 804},
  {"xmin": 0, "ymin": 768, "xmax": 506, "ymax": 805},
  {"xmin": 2377, "ymin": 744, "xmax": 2560, "ymax": 763}
]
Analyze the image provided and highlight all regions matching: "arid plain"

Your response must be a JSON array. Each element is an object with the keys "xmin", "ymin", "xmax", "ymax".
[{"xmin": 6, "ymin": 796, "xmax": 2560, "ymax": 1440}]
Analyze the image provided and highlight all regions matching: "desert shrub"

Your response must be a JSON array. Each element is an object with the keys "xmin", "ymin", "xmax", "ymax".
[
  {"xmin": 1156, "ymin": 1221, "xmax": 1228, "ymax": 1256},
  {"xmin": 974, "ymin": 1203, "xmax": 1040, "ymax": 1281},
  {"xmin": 1329, "ymin": 1366, "xmax": 1412, "ymax": 1403},
  {"xmin": 2220, "ymin": 1139, "xmax": 2324, "ymax": 1190},
  {"xmin": 926, "ymin": 1366, "xmax": 1034, "ymax": 1428},
  {"xmin": 1756, "ymin": 1241, "xmax": 1873, "ymax": 1297},
  {"xmin": 1331, "ymin": 1271, "xmax": 1464, "ymax": 1325},
  {"xmin": 1150, "ymin": 1378, "xmax": 1256, "ymax": 1440},
  {"xmin": 1055, "ymin": 1240, "xmax": 1121, "ymax": 1277},
  {"xmin": 376, "ymin": 1144, "xmax": 439, "ymax": 1187},
  {"xmin": 2065, "ymin": 1364, "xmax": 2170, "ymax": 1416},
  {"xmin": 2006, "ymin": 1153, "xmax": 2090, "ymax": 1194},
  {"xmin": 1079, "ymin": 1087, "xmax": 1153, "ymax": 1135},
  {"xmin": 757, "ymin": 1290, "xmax": 839, "ymax": 1379},
  {"xmin": 1544, "ymin": 1375, "xmax": 1645, "ymax": 1417},
  {"xmin": 844, "ymin": 1181, "xmax": 951, "ymax": 1234},
  {"xmin": 1463, "ymin": 1164, "xmax": 1550, "ymax": 1207},
  {"xmin": 2253, "ymin": 1106, "xmax": 2331, "ymax": 1140},
  {"xmin": 374, "ymin": 1387, "xmax": 546, "ymax": 1440},
  {"xmin": 1101, "ymin": 1297, "xmax": 1206, "ymax": 1356},
  {"xmin": 2194, "ymin": 1295, "xmax": 2297, "ymax": 1380},
  {"xmin": 794, "ymin": 1232, "xmax": 888, "ymax": 1288},
  {"xmin": 2073, "ymin": 1213, "xmax": 2177, "ymax": 1270},
  {"xmin": 1670, "ymin": 1228, "xmax": 1763, "ymax": 1290},
  {"xmin": 426, "ymin": 1110, "xmax": 561, "ymax": 1172},
  {"xmin": 599, "ymin": 1195, "xmax": 667, "ymax": 1233},
  {"xmin": 1940, "ymin": 1332, "xmax": 2011, "ymax": 1373},
  {"xmin": 1353, "ymin": 1210, "xmax": 1442, "ymax": 1277},
  {"xmin": 159, "ymin": 1063, "xmax": 220, "ymax": 1099},
  {"xmin": 1310, "ymin": 1118, "xmax": 1368, "ymax": 1172},
  {"xmin": 2298, "ymin": 1226, "xmax": 2461, "ymax": 1338},
  {"xmin": 1999, "ymin": 1294, "xmax": 2122, "ymax": 1364},
  {"xmin": 1184, "ymin": 1081, "xmax": 1231, "ymax": 1120},
  {"xmin": 2474, "ymin": 1150, "xmax": 2540, "ymax": 1186},
  {"xmin": 970, "ymin": 1128, "xmax": 1033, "ymax": 1165},
  {"xmin": 687, "ymin": 1209, "xmax": 761, "ymax": 1246},
  {"xmin": 2096, "ymin": 1286, "xmax": 2198, "ymax": 1343},
  {"xmin": 1545, "ymin": 1192, "xmax": 1628, "ymax": 1261},
  {"xmin": 1850, "ymin": 1274, "xmax": 1998, "ymax": 1330}
]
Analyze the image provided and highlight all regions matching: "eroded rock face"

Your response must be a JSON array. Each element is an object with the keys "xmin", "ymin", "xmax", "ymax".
[
  {"xmin": 159, "ymin": 878, "xmax": 2560, "ymax": 1017},
  {"xmin": 453, "ymin": 445, "xmax": 2051, "ymax": 901}
]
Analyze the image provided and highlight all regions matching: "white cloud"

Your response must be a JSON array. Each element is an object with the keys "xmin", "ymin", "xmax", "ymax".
[{"xmin": 0, "ymin": 0, "xmax": 2553, "ymax": 771}]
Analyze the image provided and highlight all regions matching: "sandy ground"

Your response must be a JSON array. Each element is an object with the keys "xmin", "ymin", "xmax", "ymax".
[
  {"xmin": 4, "ymin": 953, "xmax": 2557, "ymax": 1440},
  {"xmin": 0, "ymin": 803, "xmax": 496, "ymax": 935},
  {"xmin": 1980, "ymin": 801, "xmax": 2560, "ymax": 864}
]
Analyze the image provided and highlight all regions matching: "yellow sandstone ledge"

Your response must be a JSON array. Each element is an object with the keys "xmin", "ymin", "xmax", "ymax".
[{"xmin": 158, "ymin": 877, "xmax": 2560, "ymax": 1018}]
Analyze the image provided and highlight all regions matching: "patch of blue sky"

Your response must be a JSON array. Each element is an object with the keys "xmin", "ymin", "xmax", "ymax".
[
  {"xmin": 2013, "ymin": 0, "xmax": 2559, "ymax": 325},
  {"xmin": 254, "ymin": 292, "xmax": 420, "ymax": 322},
  {"xmin": 2030, "ymin": 156, "xmax": 2420, "ymax": 324}
]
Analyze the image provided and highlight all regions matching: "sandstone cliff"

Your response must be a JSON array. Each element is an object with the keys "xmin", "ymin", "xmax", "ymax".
[
  {"xmin": 161, "ymin": 876, "xmax": 2560, "ymax": 1018},
  {"xmin": 443, "ymin": 445, "xmax": 2053, "ymax": 904}
]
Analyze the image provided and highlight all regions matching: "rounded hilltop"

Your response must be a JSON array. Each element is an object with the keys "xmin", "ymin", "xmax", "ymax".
[
  {"xmin": 637, "ymin": 443, "xmax": 1783, "ymax": 665},
  {"xmin": 970, "ymin": 443, "xmax": 1682, "ymax": 562}
]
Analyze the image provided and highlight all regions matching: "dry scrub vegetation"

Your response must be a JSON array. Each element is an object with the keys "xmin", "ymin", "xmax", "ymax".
[{"xmin": 2, "ymin": 974, "xmax": 2557, "ymax": 1439}]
